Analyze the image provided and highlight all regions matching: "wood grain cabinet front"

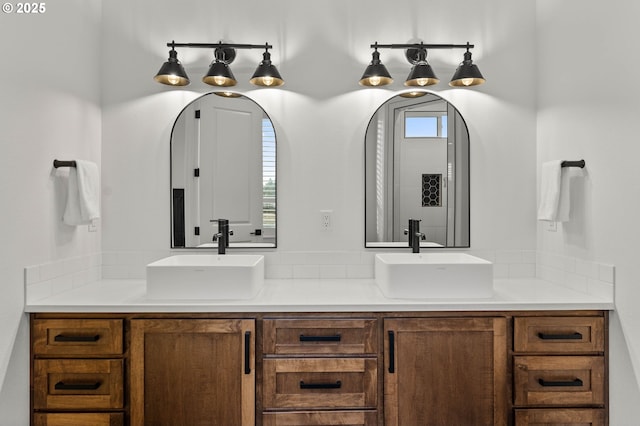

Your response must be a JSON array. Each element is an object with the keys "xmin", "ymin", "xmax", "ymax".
[
  {"xmin": 262, "ymin": 410, "xmax": 378, "ymax": 426},
  {"xmin": 33, "ymin": 412, "xmax": 124, "ymax": 426},
  {"xmin": 262, "ymin": 317, "xmax": 379, "ymax": 424},
  {"xmin": 384, "ymin": 317, "xmax": 508, "ymax": 426},
  {"xmin": 30, "ymin": 311, "xmax": 609, "ymax": 426},
  {"xmin": 514, "ymin": 316, "xmax": 604, "ymax": 354},
  {"xmin": 514, "ymin": 356, "xmax": 605, "ymax": 406},
  {"xmin": 263, "ymin": 318, "xmax": 378, "ymax": 356},
  {"xmin": 31, "ymin": 317, "xmax": 126, "ymax": 425},
  {"xmin": 515, "ymin": 408, "xmax": 606, "ymax": 426},
  {"xmin": 263, "ymin": 357, "xmax": 377, "ymax": 410},
  {"xmin": 33, "ymin": 359, "xmax": 124, "ymax": 410},
  {"xmin": 129, "ymin": 318, "xmax": 256, "ymax": 426},
  {"xmin": 32, "ymin": 319, "xmax": 123, "ymax": 356},
  {"xmin": 513, "ymin": 314, "xmax": 608, "ymax": 426}
]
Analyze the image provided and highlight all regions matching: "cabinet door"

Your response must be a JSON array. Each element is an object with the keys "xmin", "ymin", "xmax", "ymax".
[
  {"xmin": 130, "ymin": 319, "xmax": 255, "ymax": 426},
  {"xmin": 384, "ymin": 317, "xmax": 508, "ymax": 426}
]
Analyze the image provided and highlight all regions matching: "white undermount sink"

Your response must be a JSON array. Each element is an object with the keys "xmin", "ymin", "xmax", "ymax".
[
  {"xmin": 146, "ymin": 254, "xmax": 264, "ymax": 299},
  {"xmin": 374, "ymin": 252, "xmax": 493, "ymax": 299}
]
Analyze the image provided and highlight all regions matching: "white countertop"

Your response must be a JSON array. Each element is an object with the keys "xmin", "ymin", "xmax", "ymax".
[{"xmin": 24, "ymin": 278, "xmax": 614, "ymax": 313}]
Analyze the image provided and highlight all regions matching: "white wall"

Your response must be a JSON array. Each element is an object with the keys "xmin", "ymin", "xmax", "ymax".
[
  {"xmin": 536, "ymin": 0, "xmax": 640, "ymax": 421},
  {"xmin": 101, "ymin": 0, "xmax": 537, "ymax": 261},
  {"xmin": 0, "ymin": 0, "xmax": 102, "ymax": 422}
]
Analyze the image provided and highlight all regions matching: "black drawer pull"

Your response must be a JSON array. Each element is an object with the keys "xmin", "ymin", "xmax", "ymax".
[
  {"xmin": 54, "ymin": 334, "xmax": 101, "ymax": 342},
  {"xmin": 538, "ymin": 332, "xmax": 583, "ymax": 340},
  {"xmin": 299, "ymin": 380, "xmax": 342, "ymax": 390},
  {"xmin": 54, "ymin": 381, "xmax": 102, "ymax": 391},
  {"xmin": 538, "ymin": 378, "xmax": 583, "ymax": 387},
  {"xmin": 299, "ymin": 334, "xmax": 341, "ymax": 342}
]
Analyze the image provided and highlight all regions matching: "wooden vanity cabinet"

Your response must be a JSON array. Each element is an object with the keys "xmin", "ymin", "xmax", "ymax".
[
  {"xmin": 31, "ymin": 310, "xmax": 608, "ymax": 426},
  {"xmin": 384, "ymin": 317, "xmax": 509, "ymax": 426}
]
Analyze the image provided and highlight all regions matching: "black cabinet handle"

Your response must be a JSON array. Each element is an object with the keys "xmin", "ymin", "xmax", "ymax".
[
  {"xmin": 299, "ymin": 334, "xmax": 341, "ymax": 342},
  {"xmin": 54, "ymin": 334, "xmax": 100, "ymax": 342},
  {"xmin": 538, "ymin": 378, "xmax": 583, "ymax": 387},
  {"xmin": 388, "ymin": 330, "xmax": 395, "ymax": 374},
  {"xmin": 538, "ymin": 332, "xmax": 583, "ymax": 340},
  {"xmin": 54, "ymin": 381, "xmax": 101, "ymax": 391},
  {"xmin": 244, "ymin": 331, "xmax": 251, "ymax": 375},
  {"xmin": 299, "ymin": 380, "xmax": 342, "ymax": 389}
]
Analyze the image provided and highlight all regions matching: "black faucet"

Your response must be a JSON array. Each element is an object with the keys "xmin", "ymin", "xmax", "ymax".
[
  {"xmin": 212, "ymin": 219, "xmax": 233, "ymax": 255},
  {"xmin": 404, "ymin": 219, "xmax": 426, "ymax": 253}
]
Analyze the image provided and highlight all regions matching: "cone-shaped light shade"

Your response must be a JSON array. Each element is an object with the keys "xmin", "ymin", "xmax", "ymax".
[
  {"xmin": 404, "ymin": 48, "xmax": 438, "ymax": 86},
  {"xmin": 359, "ymin": 50, "xmax": 393, "ymax": 87},
  {"xmin": 154, "ymin": 48, "xmax": 190, "ymax": 86},
  {"xmin": 250, "ymin": 50, "xmax": 284, "ymax": 87},
  {"xmin": 203, "ymin": 61, "xmax": 237, "ymax": 87},
  {"xmin": 449, "ymin": 50, "xmax": 485, "ymax": 87}
]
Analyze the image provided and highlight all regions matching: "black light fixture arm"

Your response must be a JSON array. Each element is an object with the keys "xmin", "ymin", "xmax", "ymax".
[
  {"xmin": 370, "ymin": 42, "xmax": 474, "ymax": 50},
  {"xmin": 166, "ymin": 41, "xmax": 273, "ymax": 50}
]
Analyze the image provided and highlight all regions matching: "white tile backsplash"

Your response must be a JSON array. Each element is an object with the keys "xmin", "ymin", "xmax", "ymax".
[
  {"xmin": 536, "ymin": 252, "xmax": 615, "ymax": 296},
  {"xmin": 98, "ymin": 249, "xmax": 539, "ymax": 280},
  {"xmin": 25, "ymin": 249, "xmax": 615, "ymax": 302},
  {"xmin": 598, "ymin": 263, "xmax": 615, "ymax": 284},
  {"xmin": 24, "ymin": 253, "xmax": 101, "ymax": 302}
]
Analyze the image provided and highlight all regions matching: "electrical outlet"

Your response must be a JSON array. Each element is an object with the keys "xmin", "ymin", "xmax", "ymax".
[{"xmin": 320, "ymin": 210, "xmax": 333, "ymax": 231}]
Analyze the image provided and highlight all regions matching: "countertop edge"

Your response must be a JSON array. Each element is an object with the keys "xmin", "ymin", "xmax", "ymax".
[{"xmin": 24, "ymin": 277, "xmax": 615, "ymax": 313}]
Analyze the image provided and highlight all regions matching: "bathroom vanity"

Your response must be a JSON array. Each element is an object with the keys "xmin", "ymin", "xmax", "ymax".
[{"xmin": 27, "ymin": 278, "xmax": 611, "ymax": 426}]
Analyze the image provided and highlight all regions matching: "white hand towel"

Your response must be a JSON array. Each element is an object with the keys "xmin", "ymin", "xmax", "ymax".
[
  {"xmin": 555, "ymin": 168, "xmax": 572, "ymax": 222},
  {"xmin": 63, "ymin": 160, "xmax": 100, "ymax": 226},
  {"xmin": 537, "ymin": 160, "xmax": 563, "ymax": 221}
]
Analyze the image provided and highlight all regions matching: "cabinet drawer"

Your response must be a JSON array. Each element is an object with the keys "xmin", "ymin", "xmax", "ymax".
[
  {"xmin": 33, "ymin": 319, "xmax": 124, "ymax": 356},
  {"xmin": 263, "ymin": 358, "xmax": 377, "ymax": 409},
  {"xmin": 33, "ymin": 413, "xmax": 124, "ymax": 426},
  {"xmin": 514, "ymin": 356, "xmax": 605, "ymax": 406},
  {"xmin": 514, "ymin": 317, "xmax": 604, "ymax": 353},
  {"xmin": 515, "ymin": 408, "xmax": 606, "ymax": 425},
  {"xmin": 263, "ymin": 318, "xmax": 377, "ymax": 355},
  {"xmin": 263, "ymin": 410, "xmax": 378, "ymax": 425},
  {"xmin": 33, "ymin": 359, "xmax": 124, "ymax": 410}
]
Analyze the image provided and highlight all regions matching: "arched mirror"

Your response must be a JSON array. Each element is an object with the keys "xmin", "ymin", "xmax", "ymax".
[
  {"xmin": 171, "ymin": 92, "xmax": 276, "ymax": 248},
  {"xmin": 365, "ymin": 91, "xmax": 469, "ymax": 248}
]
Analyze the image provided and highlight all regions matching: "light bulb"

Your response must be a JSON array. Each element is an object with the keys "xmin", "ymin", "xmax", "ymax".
[
  {"xmin": 416, "ymin": 78, "xmax": 429, "ymax": 86},
  {"xmin": 167, "ymin": 75, "xmax": 180, "ymax": 85},
  {"xmin": 213, "ymin": 76, "xmax": 227, "ymax": 86},
  {"xmin": 261, "ymin": 76, "xmax": 274, "ymax": 86},
  {"xmin": 368, "ymin": 76, "xmax": 382, "ymax": 86},
  {"xmin": 461, "ymin": 78, "xmax": 474, "ymax": 86}
]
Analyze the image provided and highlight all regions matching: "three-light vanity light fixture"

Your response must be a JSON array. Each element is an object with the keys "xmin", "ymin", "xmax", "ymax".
[
  {"xmin": 154, "ymin": 41, "xmax": 284, "ymax": 87},
  {"xmin": 155, "ymin": 40, "xmax": 484, "ymax": 89},
  {"xmin": 359, "ymin": 41, "xmax": 485, "ymax": 88}
]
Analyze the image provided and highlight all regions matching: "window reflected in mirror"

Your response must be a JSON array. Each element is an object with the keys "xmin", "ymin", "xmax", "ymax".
[{"xmin": 365, "ymin": 91, "xmax": 469, "ymax": 248}]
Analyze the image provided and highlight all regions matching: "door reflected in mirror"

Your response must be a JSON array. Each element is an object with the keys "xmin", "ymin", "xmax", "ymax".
[
  {"xmin": 171, "ymin": 92, "xmax": 276, "ymax": 248},
  {"xmin": 365, "ymin": 91, "xmax": 469, "ymax": 248}
]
